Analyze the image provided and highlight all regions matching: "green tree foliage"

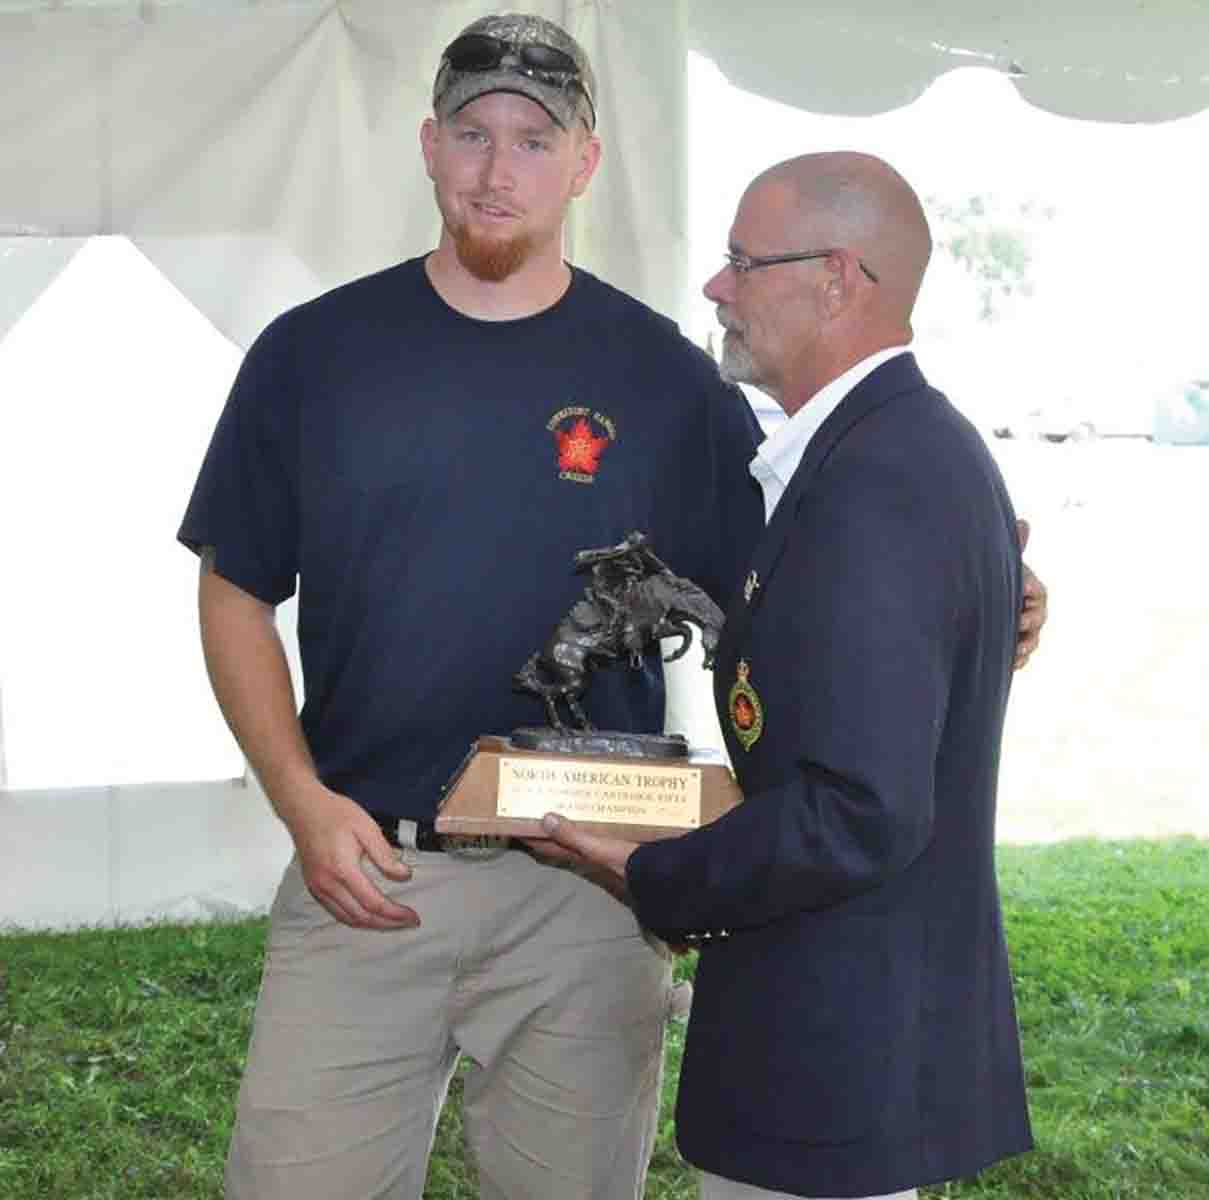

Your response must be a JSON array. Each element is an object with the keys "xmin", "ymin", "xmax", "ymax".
[{"xmin": 927, "ymin": 194, "xmax": 1055, "ymax": 321}]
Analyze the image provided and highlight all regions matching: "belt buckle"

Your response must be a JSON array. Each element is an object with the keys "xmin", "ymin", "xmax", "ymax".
[{"xmin": 438, "ymin": 832, "xmax": 513, "ymax": 860}]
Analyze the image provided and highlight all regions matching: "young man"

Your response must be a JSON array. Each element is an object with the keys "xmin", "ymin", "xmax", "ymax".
[
  {"xmin": 543, "ymin": 153, "xmax": 1036, "ymax": 1199},
  {"xmin": 180, "ymin": 13, "xmax": 761, "ymax": 1200}
]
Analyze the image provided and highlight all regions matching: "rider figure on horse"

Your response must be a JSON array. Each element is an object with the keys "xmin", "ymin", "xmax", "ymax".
[
  {"xmin": 579, "ymin": 533, "xmax": 672, "ymax": 666},
  {"xmin": 515, "ymin": 531, "xmax": 724, "ymax": 731}
]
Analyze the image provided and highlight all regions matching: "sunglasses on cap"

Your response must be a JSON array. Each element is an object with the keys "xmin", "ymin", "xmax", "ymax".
[{"xmin": 442, "ymin": 33, "xmax": 597, "ymax": 128}]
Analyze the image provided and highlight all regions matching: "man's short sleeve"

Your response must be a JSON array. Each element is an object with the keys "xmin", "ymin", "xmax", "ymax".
[{"xmin": 177, "ymin": 316, "xmax": 299, "ymax": 605}]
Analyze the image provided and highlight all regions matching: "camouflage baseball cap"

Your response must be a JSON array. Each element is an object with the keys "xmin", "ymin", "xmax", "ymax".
[{"xmin": 433, "ymin": 12, "xmax": 597, "ymax": 131}]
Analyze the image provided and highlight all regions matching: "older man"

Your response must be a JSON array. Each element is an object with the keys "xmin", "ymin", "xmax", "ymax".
[{"xmin": 544, "ymin": 153, "xmax": 1035, "ymax": 1200}]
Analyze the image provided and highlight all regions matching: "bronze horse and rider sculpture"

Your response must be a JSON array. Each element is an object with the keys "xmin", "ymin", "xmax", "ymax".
[
  {"xmin": 430, "ymin": 532, "xmax": 738, "ymax": 837},
  {"xmin": 513, "ymin": 531, "xmax": 725, "ymax": 741}
]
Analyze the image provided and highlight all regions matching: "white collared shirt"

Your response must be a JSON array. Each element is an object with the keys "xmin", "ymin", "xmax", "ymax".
[{"xmin": 749, "ymin": 347, "xmax": 909, "ymax": 523}]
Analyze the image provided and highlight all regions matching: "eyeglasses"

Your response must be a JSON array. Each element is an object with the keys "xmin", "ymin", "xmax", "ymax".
[
  {"xmin": 441, "ymin": 34, "xmax": 596, "ymax": 129},
  {"xmin": 724, "ymin": 249, "xmax": 879, "ymax": 284}
]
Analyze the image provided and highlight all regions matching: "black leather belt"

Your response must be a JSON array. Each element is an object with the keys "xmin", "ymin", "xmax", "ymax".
[
  {"xmin": 372, "ymin": 814, "xmax": 439, "ymax": 851},
  {"xmin": 368, "ymin": 811, "xmax": 516, "ymax": 854}
]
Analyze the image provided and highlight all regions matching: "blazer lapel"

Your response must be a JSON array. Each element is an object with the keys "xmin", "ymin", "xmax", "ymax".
[{"xmin": 723, "ymin": 353, "xmax": 928, "ymax": 652}]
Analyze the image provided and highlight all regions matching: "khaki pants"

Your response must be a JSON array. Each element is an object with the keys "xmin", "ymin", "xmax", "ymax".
[
  {"xmin": 701, "ymin": 1173, "xmax": 917, "ymax": 1200},
  {"xmin": 226, "ymin": 842, "xmax": 673, "ymax": 1199}
]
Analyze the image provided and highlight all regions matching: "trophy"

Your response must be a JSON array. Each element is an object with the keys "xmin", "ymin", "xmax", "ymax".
[{"xmin": 433, "ymin": 531, "xmax": 742, "ymax": 841}]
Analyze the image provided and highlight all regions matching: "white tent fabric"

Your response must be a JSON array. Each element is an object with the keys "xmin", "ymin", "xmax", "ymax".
[
  {"xmin": 0, "ymin": 1, "xmax": 692, "ymax": 348},
  {"xmin": 690, "ymin": 1, "xmax": 1209, "ymax": 125},
  {"xmin": 3, "ymin": 0, "xmax": 1208, "ymax": 927},
  {"xmin": 0, "ymin": 239, "xmax": 86, "ymax": 345},
  {"xmin": 4, "ymin": 1, "xmax": 1207, "ymax": 347}
]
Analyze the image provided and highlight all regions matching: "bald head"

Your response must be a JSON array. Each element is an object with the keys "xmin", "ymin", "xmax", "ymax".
[
  {"xmin": 704, "ymin": 151, "xmax": 934, "ymax": 413},
  {"xmin": 753, "ymin": 152, "xmax": 931, "ymax": 331}
]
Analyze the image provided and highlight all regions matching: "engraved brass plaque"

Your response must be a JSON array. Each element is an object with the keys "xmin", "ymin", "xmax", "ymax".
[
  {"xmin": 497, "ymin": 756, "xmax": 702, "ymax": 829},
  {"xmin": 435, "ymin": 736, "xmax": 740, "ymax": 842}
]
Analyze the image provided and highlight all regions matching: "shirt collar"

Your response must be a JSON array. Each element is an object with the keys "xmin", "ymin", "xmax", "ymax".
[{"xmin": 751, "ymin": 346, "xmax": 910, "ymax": 502}]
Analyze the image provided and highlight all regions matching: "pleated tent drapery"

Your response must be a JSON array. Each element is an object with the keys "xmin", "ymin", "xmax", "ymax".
[
  {"xmin": 3, "ymin": 0, "xmax": 1208, "ymax": 347},
  {"xmin": 0, "ymin": 0, "xmax": 692, "ymax": 348}
]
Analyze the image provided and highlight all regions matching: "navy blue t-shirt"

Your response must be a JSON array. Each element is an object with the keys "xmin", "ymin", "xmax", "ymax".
[{"xmin": 180, "ymin": 257, "xmax": 762, "ymax": 819}]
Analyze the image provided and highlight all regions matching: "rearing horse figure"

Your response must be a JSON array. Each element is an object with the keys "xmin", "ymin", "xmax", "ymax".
[{"xmin": 514, "ymin": 532, "xmax": 725, "ymax": 731}]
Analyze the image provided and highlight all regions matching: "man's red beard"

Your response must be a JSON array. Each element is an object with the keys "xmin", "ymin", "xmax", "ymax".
[{"xmin": 452, "ymin": 220, "xmax": 534, "ymax": 283}]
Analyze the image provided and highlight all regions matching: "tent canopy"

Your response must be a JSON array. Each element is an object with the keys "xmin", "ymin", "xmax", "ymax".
[
  {"xmin": 3, "ymin": 0, "xmax": 1207, "ymax": 348},
  {"xmin": 691, "ymin": 0, "xmax": 1209, "ymax": 124}
]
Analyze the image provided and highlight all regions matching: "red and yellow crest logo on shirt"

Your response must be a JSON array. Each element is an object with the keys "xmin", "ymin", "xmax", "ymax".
[{"xmin": 547, "ymin": 406, "xmax": 616, "ymax": 484}]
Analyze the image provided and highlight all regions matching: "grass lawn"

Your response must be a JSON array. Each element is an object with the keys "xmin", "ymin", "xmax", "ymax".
[{"xmin": 2, "ymin": 837, "xmax": 1207, "ymax": 1199}]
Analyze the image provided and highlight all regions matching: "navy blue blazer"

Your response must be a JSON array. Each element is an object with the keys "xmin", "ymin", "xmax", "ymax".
[{"xmin": 628, "ymin": 354, "xmax": 1033, "ymax": 1197}]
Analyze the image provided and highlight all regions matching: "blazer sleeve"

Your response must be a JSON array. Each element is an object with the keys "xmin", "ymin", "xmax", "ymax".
[{"xmin": 627, "ymin": 447, "xmax": 962, "ymax": 935}]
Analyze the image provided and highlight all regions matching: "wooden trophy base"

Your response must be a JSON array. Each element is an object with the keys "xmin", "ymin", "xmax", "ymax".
[{"xmin": 434, "ymin": 734, "xmax": 741, "ymax": 842}]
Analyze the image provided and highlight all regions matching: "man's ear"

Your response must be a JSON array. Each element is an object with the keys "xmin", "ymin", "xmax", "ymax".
[
  {"xmin": 821, "ymin": 251, "xmax": 860, "ymax": 317},
  {"xmin": 569, "ymin": 133, "xmax": 602, "ymax": 198},
  {"xmin": 420, "ymin": 117, "xmax": 439, "ymax": 181}
]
